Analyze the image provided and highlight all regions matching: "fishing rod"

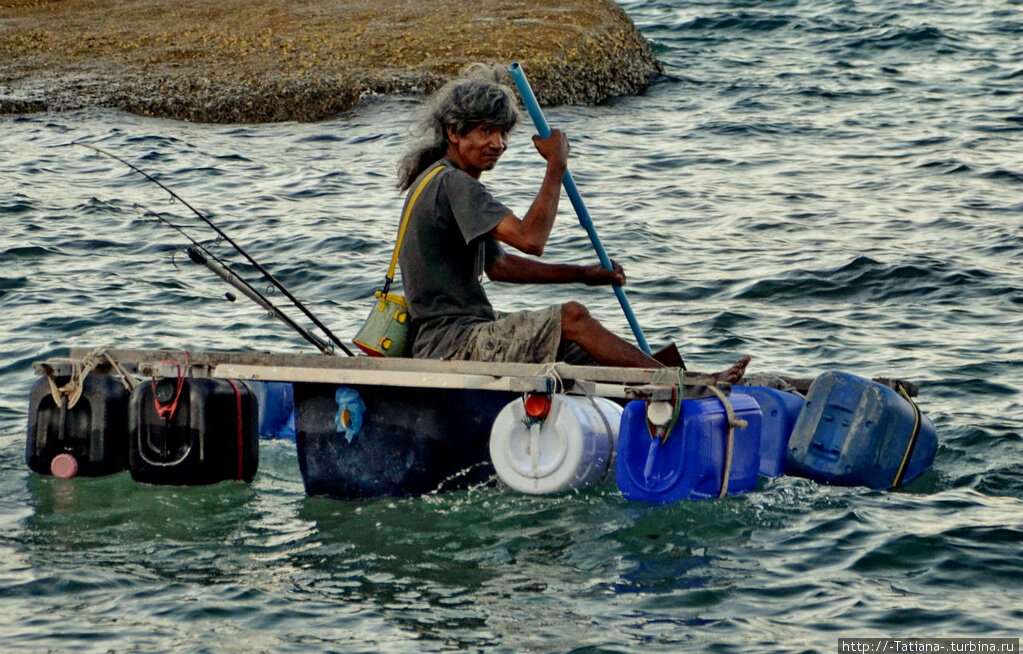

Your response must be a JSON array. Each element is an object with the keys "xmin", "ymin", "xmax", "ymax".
[
  {"xmin": 138, "ymin": 205, "xmax": 335, "ymax": 354},
  {"xmin": 70, "ymin": 140, "xmax": 354, "ymax": 356}
]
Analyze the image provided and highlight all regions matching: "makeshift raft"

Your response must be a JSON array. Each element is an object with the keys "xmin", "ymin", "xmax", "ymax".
[
  {"xmin": 28, "ymin": 348, "xmax": 713, "ymax": 497},
  {"xmin": 27, "ymin": 347, "xmax": 938, "ymax": 500}
]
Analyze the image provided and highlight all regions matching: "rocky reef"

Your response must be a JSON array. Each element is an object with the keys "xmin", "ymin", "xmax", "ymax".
[{"xmin": 0, "ymin": 0, "xmax": 662, "ymax": 122}]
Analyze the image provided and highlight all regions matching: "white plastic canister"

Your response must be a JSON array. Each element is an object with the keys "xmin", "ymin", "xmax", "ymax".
[{"xmin": 489, "ymin": 395, "xmax": 624, "ymax": 495}]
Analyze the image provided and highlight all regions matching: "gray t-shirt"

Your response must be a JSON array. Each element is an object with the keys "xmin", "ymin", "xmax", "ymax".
[{"xmin": 398, "ymin": 158, "xmax": 511, "ymax": 359}]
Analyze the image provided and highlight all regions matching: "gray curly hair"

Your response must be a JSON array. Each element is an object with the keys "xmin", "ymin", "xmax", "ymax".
[{"xmin": 397, "ymin": 65, "xmax": 520, "ymax": 191}]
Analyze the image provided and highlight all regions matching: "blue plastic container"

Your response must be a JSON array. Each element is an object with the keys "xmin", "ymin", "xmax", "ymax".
[
  {"xmin": 251, "ymin": 381, "xmax": 296, "ymax": 441},
  {"xmin": 785, "ymin": 371, "xmax": 937, "ymax": 489},
  {"xmin": 616, "ymin": 392, "xmax": 762, "ymax": 503},
  {"xmin": 733, "ymin": 385, "xmax": 804, "ymax": 478}
]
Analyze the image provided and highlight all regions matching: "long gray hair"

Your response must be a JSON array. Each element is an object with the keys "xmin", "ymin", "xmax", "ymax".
[{"xmin": 397, "ymin": 66, "xmax": 520, "ymax": 191}]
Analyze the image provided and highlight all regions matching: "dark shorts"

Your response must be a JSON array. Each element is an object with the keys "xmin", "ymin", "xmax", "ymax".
[{"xmin": 449, "ymin": 306, "xmax": 594, "ymax": 365}]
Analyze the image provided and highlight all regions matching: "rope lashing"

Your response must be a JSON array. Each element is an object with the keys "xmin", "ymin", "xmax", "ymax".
[
  {"xmin": 534, "ymin": 362, "xmax": 566, "ymax": 396},
  {"xmin": 518, "ymin": 361, "xmax": 565, "ymax": 430},
  {"xmin": 43, "ymin": 345, "xmax": 131, "ymax": 409},
  {"xmin": 705, "ymin": 384, "xmax": 748, "ymax": 499},
  {"xmin": 102, "ymin": 350, "xmax": 138, "ymax": 392},
  {"xmin": 526, "ymin": 362, "xmax": 618, "ymax": 478},
  {"xmin": 892, "ymin": 381, "xmax": 923, "ymax": 489},
  {"xmin": 45, "ymin": 358, "xmax": 92, "ymax": 411}
]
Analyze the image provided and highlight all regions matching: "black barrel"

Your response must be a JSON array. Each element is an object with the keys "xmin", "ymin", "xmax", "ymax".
[
  {"xmin": 26, "ymin": 374, "xmax": 131, "ymax": 477},
  {"xmin": 295, "ymin": 384, "xmax": 513, "ymax": 499},
  {"xmin": 129, "ymin": 377, "xmax": 258, "ymax": 485}
]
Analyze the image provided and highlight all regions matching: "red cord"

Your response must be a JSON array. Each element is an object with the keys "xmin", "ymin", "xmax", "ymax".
[
  {"xmin": 226, "ymin": 379, "xmax": 243, "ymax": 480},
  {"xmin": 151, "ymin": 352, "xmax": 190, "ymax": 420}
]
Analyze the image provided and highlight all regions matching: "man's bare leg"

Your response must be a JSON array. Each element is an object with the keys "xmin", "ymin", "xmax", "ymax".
[
  {"xmin": 561, "ymin": 302, "xmax": 752, "ymax": 380},
  {"xmin": 560, "ymin": 302, "xmax": 660, "ymax": 368}
]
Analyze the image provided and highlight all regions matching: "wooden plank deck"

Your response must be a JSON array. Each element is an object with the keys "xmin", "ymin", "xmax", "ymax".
[
  {"xmin": 50, "ymin": 346, "xmax": 724, "ymax": 401},
  {"xmin": 38, "ymin": 347, "xmax": 920, "ymax": 399},
  {"xmin": 63, "ymin": 347, "xmax": 703, "ymax": 384}
]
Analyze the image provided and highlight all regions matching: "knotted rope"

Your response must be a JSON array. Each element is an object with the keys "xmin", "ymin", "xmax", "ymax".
[
  {"xmin": 533, "ymin": 361, "xmax": 618, "ymax": 477},
  {"xmin": 705, "ymin": 384, "xmax": 748, "ymax": 499},
  {"xmin": 534, "ymin": 361, "xmax": 566, "ymax": 396},
  {"xmin": 44, "ymin": 346, "xmax": 136, "ymax": 410},
  {"xmin": 892, "ymin": 381, "xmax": 923, "ymax": 489}
]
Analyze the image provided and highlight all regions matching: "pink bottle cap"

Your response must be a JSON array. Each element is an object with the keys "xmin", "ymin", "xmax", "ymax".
[{"xmin": 50, "ymin": 453, "xmax": 79, "ymax": 479}]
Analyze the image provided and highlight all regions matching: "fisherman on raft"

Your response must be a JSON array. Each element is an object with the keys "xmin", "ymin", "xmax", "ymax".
[{"xmin": 396, "ymin": 66, "xmax": 749, "ymax": 381}]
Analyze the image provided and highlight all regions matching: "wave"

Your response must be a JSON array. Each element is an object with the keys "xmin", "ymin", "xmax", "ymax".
[
  {"xmin": 735, "ymin": 255, "xmax": 1003, "ymax": 303},
  {"xmin": 678, "ymin": 13, "xmax": 795, "ymax": 33},
  {"xmin": 978, "ymin": 169, "xmax": 1023, "ymax": 184},
  {"xmin": 834, "ymin": 24, "xmax": 965, "ymax": 52}
]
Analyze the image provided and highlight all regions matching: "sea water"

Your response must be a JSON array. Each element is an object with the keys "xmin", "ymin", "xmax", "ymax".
[{"xmin": 1, "ymin": 0, "xmax": 1021, "ymax": 650}]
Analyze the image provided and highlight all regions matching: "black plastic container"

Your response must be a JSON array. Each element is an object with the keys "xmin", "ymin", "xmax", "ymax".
[
  {"xmin": 295, "ymin": 383, "xmax": 513, "ymax": 499},
  {"xmin": 26, "ymin": 374, "xmax": 131, "ymax": 477},
  {"xmin": 129, "ymin": 377, "xmax": 258, "ymax": 485}
]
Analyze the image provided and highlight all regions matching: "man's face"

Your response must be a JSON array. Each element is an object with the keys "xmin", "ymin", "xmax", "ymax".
[{"xmin": 448, "ymin": 124, "xmax": 509, "ymax": 175}]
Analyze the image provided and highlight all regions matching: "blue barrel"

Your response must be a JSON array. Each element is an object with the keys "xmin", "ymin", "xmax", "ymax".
[
  {"xmin": 26, "ymin": 374, "xmax": 130, "ymax": 477},
  {"xmin": 733, "ymin": 385, "xmax": 804, "ymax": 477},
  {"xmin": 785, "ymin": 371, "xmax": 937, "ymax": 489},
  {"xmin": 616, "ymin": 392, "xmax": 762, "ymax": 503},
  {"xmin": 129, "ymin": 377, "xmax": 259, "ymax": 485}
]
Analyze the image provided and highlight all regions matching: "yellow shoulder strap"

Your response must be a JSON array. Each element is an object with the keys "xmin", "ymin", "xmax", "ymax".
[{"xmin": 387, "ymin": 164, "xmax": 446, "ymax": 282}]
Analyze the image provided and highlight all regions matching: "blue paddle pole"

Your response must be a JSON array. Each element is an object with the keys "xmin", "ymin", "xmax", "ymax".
[{"xmin": 507, "ymin": 62, "xmax": 651, "ymax": 354}]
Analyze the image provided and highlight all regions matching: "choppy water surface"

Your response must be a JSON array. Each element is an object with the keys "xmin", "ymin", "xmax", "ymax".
[{"xmin": 1, "ymin": 0, "xmax": 1021, "ymax": 651}]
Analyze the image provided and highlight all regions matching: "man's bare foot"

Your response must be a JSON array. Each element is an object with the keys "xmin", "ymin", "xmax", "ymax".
[{"xmin": 711, "ymin": 355, "xmax": 752, "ymax": 384}]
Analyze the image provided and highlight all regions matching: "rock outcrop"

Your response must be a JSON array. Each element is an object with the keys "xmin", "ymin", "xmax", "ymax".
[{"xmin": 0, "ymin": 0, "xmax": 661, "ymax": 122}]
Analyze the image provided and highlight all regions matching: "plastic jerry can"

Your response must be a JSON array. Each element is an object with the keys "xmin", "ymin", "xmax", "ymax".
[
  {"xmin": 129, "ymin": 377, "xmax": 258, "ymax": 485},
  {"xmin": 733, "ymin": 385, "xmax": 805, "ymax": 477},
  {"xmin": 26, "ymin": 374, "xmax": 130, "ymax": 478},
  {"xmin": 489, "ymin": 394, "xmax": 623, "ymax": 494},
  {"xmin": 616, "ymin": 392, "xmax": 762, "ymax": 503},
  {"xmin": 784, "ymin": 371, "xmax": 937, "ymax": 489}
]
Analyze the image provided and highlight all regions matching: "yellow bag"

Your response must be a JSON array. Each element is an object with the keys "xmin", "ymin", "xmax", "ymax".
[
  {"xmin": 353, "ymin": 291, "xmax": 410, "ymax": 357},
  {"xmin": 352, "ymin": 164, "xmax": 445, "ymax": 357}
]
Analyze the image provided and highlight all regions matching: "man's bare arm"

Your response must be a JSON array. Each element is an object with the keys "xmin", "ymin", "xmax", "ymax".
[
  {"xmin": 486, "ymin": 252, "xmax": 625, "ymax": 286},
  {"xmin": 490, "ymin": 130, "xmax": 569, "ymax": 256}
]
